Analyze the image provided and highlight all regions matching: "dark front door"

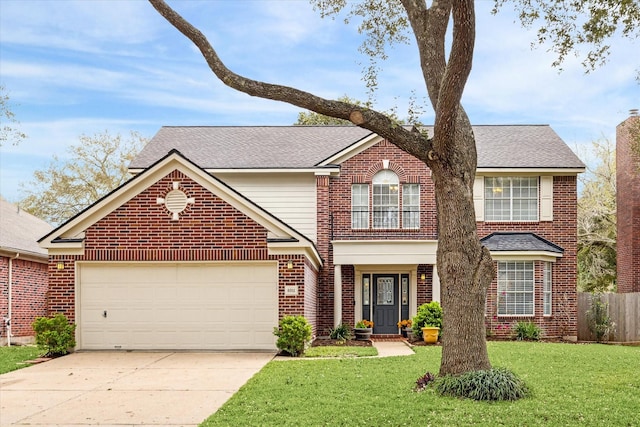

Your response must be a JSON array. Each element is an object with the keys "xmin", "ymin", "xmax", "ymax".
[{"xmin": 373, "ymin": 274, "xmax": 399, "ymax": 334}]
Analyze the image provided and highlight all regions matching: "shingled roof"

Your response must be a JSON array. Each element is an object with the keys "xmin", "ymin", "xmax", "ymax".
[
  {"xmin": 480, "ymin": 232, "xmax": 564, "ymax": 254},
  {"xmin": 130, "ymin": 125, "xmax": 585, "ymax": 170},
  {"xmin": 0, "ymin": 197, "xmax": 52, "ymax": 259}
]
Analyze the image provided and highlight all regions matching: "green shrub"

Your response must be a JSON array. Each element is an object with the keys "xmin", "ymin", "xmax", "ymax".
[
  {"xmin": 514, "ymin": 321, "xmax": 541, "ymax": 341},
  {"xmin": 434, "ymin": 367, "xmax": 529, "ymax": 401},
  {"xmin": 32, "ymin": 313, "xmax": 76, "ymax": 357},
  {"xmin": 412, "ymin": 301, "xmax": 443, "ymax": 338},
  {"xmin": 586, "ymin": 293, "xmax": 614, "ymax": 342},
  {"xmin": 329, "ymin": 323, "xmax": 352, "ymax": 341},
  {"xmin": 273, "ymin": 315, "xmax": 312, "ymax": 357}
]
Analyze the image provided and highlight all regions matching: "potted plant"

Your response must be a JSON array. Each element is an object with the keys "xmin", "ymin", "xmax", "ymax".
[
  {"xmin": 397, "ymin": 319, "xmax": 413, "ymax": 338},
  {"xmin": 412, "ymin": 301, "xmax": 443, "ymax": 344},
  {"xmin": 354, "ymin": 319, "xmax": 373, "ymax": 340}
]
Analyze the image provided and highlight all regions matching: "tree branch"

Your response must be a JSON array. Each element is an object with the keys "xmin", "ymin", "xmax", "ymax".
[{"xmin": 148, "ymin": 0, "xmax": 432, "ymax": 160}]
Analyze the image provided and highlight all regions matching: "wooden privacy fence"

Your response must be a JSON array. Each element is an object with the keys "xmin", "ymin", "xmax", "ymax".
[{"xmin": 577, "ymin": 292, "xmax": 640, "ymax": 342}]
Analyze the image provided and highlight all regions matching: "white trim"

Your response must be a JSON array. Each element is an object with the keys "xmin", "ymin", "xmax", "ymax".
[
  {"xmin": 332, "ymin": 240, "xmax": 438, "ymax": 265},
  {"xmin": 489, "ymin": 251, "xmax": 561, "ymax": 262},
  {"xmin": 334, "ymin": 265, "xmax": 342, "ymax": 327},
  {"xmin": 476, "ymin": 168, "xmax": 584, "ymax": 175},
  {"xmin": 473, "ymin": 176, "xmax": 484, "ymax": 222},
  {"xmin": 432, "ymin": 265, "xmax": 441, "ymax": 303}
]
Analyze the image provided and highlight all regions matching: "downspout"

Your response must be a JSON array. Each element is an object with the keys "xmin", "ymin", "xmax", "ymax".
[{"xmin": 6, "ymin": 253, "xmax": 19, "ymax": 347}]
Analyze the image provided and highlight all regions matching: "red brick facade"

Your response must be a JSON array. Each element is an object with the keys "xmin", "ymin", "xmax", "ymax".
[
  {"xmin": 321, "ymin": 140, "xmax": 578, "ymax": 338},
  {"xmin": 47, "ymin": 171, "xmax": 316, "ymax": 332},
  {"xmin": 0, "ymin": 256, "xmax": 48, "ymax": 343},
  {"xmin": 616, "ymin": 114, "xmax": 640, "ymax": 293}
]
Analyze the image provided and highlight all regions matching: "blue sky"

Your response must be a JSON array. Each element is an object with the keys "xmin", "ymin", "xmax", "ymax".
[{"xmin": 1, "ymin": 0, "xmax": 638, "ymax": 203}]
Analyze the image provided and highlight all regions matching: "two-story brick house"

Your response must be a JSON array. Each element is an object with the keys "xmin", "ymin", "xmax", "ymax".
[{"xmin": 39, "ymin": 125, "xmax": 584, "ymax": 350}]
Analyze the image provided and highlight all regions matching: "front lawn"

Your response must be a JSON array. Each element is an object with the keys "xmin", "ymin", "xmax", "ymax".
[
  {"xmin": 202, "ymin": 342, "xmax": 640, "ymax": 426},
  {"xmin": 0, "ymin": 345, "xmax": 41, "ymax": 375}
]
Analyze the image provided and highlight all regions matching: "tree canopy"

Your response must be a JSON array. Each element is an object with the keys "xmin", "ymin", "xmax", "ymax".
[
  {"xmin": 494, "ymin": 0, "xmax": 640, "ymax": 76},
  {"xmin": 19, "ymin": 131, "xmax": 147, "ymax": 225},
  {"xmin": 577, "ymin": 139, "xmax": 617, "ymax": 292}
]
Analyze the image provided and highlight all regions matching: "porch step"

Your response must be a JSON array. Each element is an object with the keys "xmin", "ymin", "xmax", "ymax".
[{"xmin": 371, "ymin": 334, "xmax": 405, "ymax": 341}]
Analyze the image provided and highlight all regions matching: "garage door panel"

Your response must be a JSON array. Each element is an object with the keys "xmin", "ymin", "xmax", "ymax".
[{"xmin": 79, "ymin": 263, "xmax": 278, "ymax": 350}]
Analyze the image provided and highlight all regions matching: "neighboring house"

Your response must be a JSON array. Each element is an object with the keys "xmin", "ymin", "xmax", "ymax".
[
  {"xmin": 616, "ymin": 110, "xmax": 640, "ymax": 293},
  {"xmin": 1, "ymin": 197, "xmax": 53, "ymax": 345},
  {"xmin": 39, "ymin": 125, "xmax": 584, "ymax": 350}
]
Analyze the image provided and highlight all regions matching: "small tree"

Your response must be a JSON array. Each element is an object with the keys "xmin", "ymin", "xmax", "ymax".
[
  {"xmin": 32, "ymin": 314, "xmax": 76, "ymax": 357},
  {"xmin": 19, "ymin": 131, "xmax": 147, "ymax": 225},
  {"xmin": 586, "ymin": 294, "xmax": 614, "ymax": 342}
]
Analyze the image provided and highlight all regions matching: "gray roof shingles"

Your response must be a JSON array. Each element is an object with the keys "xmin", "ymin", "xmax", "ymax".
[
  {"xmin": 0, "ymin": 198, "xmax": 53, "ymax": 257},
  {"xmin": 480, "ymin": 232, "xmax": 564, "ymax": 253},
  {"xmin": 130, "ymin": 125, "xmax": 585, "ymax": 170}
]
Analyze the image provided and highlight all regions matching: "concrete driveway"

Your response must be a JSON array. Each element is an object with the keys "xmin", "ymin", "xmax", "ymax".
[{"xmin": 0, "ymin": 351, "xmax": 274, "ymax": 426}]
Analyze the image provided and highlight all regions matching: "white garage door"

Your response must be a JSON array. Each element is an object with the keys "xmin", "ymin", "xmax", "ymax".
[{"xmin": 77, "ymin": 262, "xmax": 278, "ymax": 350}]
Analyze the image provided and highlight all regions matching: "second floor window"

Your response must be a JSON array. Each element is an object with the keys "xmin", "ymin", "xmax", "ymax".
[
  {"xmin": 485, "ymin": 177, "xmax": 538, "ymax": 221},
  {"xmin": 351, "ymin": 170, "xmax": 420, "ymax": 230},
  {"xmin": 373, "ymin": 170, "xmax": 399, "ymax": 228}
]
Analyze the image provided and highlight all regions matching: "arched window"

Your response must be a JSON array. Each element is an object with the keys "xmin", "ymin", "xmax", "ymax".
[{"xmin": 372, "ymin": 170, "xmax": 399, "ymax": 228}]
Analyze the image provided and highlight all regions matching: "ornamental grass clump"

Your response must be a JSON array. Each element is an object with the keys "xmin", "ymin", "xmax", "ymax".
[
  {"xmin": 273, "ymin": 315, "xmax": 312, "ymax": 357},
  {"xmin": 329, "ymin": 323, "xmax": 352, "ymax": 341},
  {"xmin": 434, "ymin": 367, "xmax": 529, "ymax": 401},
  {"xmin": 514, "ymin": 321, "xmax": 541, "ymax": 341}
]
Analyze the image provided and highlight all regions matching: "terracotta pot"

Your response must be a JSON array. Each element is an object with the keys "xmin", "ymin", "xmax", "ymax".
[{"xmin": 422, "ymin": 326, "xmax": 440, "ymax": 344}]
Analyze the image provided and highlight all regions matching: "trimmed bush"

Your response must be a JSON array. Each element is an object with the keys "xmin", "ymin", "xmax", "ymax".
[
  {"xmin": 412, "ymin": 301, "xmax": 443, "ymax": 338},
  {"xmin": 514, "ymin": 321, "xmax": 541, "ymax": 341},
  {"xmin": 32, "ymin": 313, "xmax": 76, "ymax": 357},
  {"xmin": 273, "ymin": 315, "xmax": 312, "ymax": 357},
  {"xmin": 434, "ymin": 367, "xmax": 529, "ymax": 401}
]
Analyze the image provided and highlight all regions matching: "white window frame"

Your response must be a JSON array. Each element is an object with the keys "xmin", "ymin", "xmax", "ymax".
[
  {"xmin": 543, "ymin": 262, "xmax": 552, "ymax": 316},
  {"xmin": 497, "ymin": 261, "xmax": 535, "ymax": 316},
  {"xmin": 351, "ymin": 184, "xmax": 369, "ymax": 229},
  {"xmin": 372, "ymin": 170, "xmax": 399, "ymax": 229},
  {"xmin": 485, "ymin": 177, "xmax": 539, "ymax": 221},
  {"xmin": 402, "ymin": 183, "xmax": 420, "ymax": 229}
]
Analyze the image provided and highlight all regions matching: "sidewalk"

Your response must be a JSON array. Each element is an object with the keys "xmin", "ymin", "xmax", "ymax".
[{"xmin": 372, "ymin": 340, "xmax": 415, "ymax": 357}]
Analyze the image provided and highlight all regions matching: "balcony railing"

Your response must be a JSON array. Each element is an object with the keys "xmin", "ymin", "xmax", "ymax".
[{"xmin": 329, "ymin": 210, "xmax": 436, "ymax": 240}]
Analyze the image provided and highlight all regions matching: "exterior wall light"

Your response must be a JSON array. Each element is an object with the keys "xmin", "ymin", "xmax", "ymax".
[
  {"xmin": 420, "ymin": 273, "xmax": 426, "ymax": 280},
  {"xmin": 287, "ymin": 260, "xmax": 294, "ymax": 270},
  {"xmin": 56, "ymin": 262, "xmax": 65, "ymax": 270}
]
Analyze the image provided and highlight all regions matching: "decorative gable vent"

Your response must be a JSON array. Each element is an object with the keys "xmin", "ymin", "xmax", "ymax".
[{"xmin": 156, "ymin": 182, "xmax": 195, "ymax": 220}]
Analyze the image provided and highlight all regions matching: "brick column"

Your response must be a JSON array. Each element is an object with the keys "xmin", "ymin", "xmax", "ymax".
[{"xmin": 616, "ymin": 112, "xmax": 640, "ymax": 293}]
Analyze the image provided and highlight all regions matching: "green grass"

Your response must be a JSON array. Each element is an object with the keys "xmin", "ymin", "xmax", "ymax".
[
  {"xmin": 201, "ymin": 342, "xmax": 640, "ymax": 426},
  {"xmin": 0, "ymin": 345, "xmax": 42, "ymax": 375},
  {"xmin": 303, "ymin": 345, "xmax": 378, "ymax": 358}
]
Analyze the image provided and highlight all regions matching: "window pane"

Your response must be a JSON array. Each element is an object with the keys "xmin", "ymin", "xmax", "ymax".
[
  {"xmin": 485, "ymin": 177, "xmax": 538, "ymax": 221},
  {"xmin": 373, "ymin": 171, "xmax": 399, "ymax": 229},
  {"xmin": 351, "ymin": 184, "xmax": 369, "ymax": 229},
  {"xmin": 497, "ymin": 261, "xmax": 534, "ymax": 316},
  {"xmin": 543, "ymin": 262, "xmax": 552, "ymax": 316},
  {"xmin": 402, "ymin": 184, "xmax": 420, "ymax": 229}
]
